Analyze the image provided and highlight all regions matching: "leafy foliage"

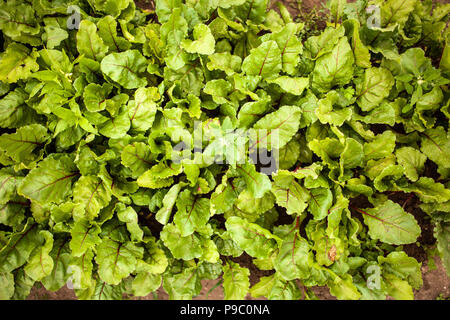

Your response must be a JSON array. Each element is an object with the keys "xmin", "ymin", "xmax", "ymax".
[{"xmin": 0, "ymin": 0, "xmax": 449, "ymax": 300}]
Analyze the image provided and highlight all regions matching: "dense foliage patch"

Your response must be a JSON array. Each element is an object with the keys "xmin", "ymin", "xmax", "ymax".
[{"xmin": 0, "ymin": 0, "xmax": 449, "ymax": 300}]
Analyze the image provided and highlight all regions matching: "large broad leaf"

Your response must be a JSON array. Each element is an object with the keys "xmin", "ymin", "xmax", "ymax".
[
  {"xmin": 116, "ymin": 204, "xmax": 144, "ymax": 242},
  {"xmin": 163, "ymin": 267, "xmax": 201, "ymax": 300},
  {"xmin": 312, "ymin": 37, "xmax": 355, "ymax": 92},
  {"xmin": 0, "ymin": 43, "xmax": 39, "ymax": 83},
  {"xmin": 357, "ymin": 200, "xmax": 421, "ymax": 245},
  {"xmin": 181, "ymin": 24, "xmax": 215, "ymax": 55},
  {"xmin": 396, "ymin": 147, "xmax": 426, "ymax": 182},
  {"xmin": 207, "ymin": 52, "xmax": 242, "ymax": 76},
  {"xmin": 242, "ymin": 40, "xmax": 281, "ymax": 78},
  {"xmin": 120, "ymin": 142, "xmax": 154, "ymax": 178},
  {"xmin": 356, "ymin": 67, "xmax": 394, "ymax": 112},
  {"xmin": 252, "ymin": 105, "xmax": 302, "ymax": 150},
  {"xmin": 97, "ymin": 16, "xmax": 131, "ymax": 53},
  {"xmin": 82, "ymin": 83, "xmax": 113, "ymax": 112},
  {"xmin": 269, "ymin": 23, "xmax": 303, "ymax": 75},
  {"xmin": 155, "ymin": 0, "xmax": 183, "ymax": 23},
  {"xmin": 0, "ymin": 218, "xmax": 41, "ymax": 273},
  {"xmin": 378, "ymin": 251, "xmax": 422, "ymax": 289},
  {"xmin": 41, "ymin": 238, "xmax": 72, "ymax": 292},
  {"xmin": 271, "ymin": 173, "xmax": 309, "ymax": 215},
  {"xmin": 234, "ymin": 163, "xmax": 271, "ymax": 199},
  {"xmin": 70, "ymin": 219, "xmax": 101, "ymax": 257},
  {"xmin": 223, "ymin": 261, "xmax": 250, "ymax": 300},
  {"xmin": 344, "ymin": 19, "xmax": 371, "ymax": 68},
  {"xmin": 0, "ymin": 2, "xmax": 40, "ymax": 45},
  {"xmin": 76, "ymin": 20, "xmax": 108, "ymax": 62},
  {"xmin": 225, "ymin": 216, "xmax": 279, "ymax": 259},
  {"xmin": 100, "ymin": 50, "xmax": 148, "ymax": 89},
  {"xmin": 24, "ymin": 230, "xmax": 54, "ymax": 281},
  {"xmin": 400, "ymin": 177, "xmax": 450, "ymax": 204},
  {"xmin": 73, "ymin": 175, "xmax": 112, "ymax": 221},
  {"xmin": 420, "ymin": 127, "xmax": 450, "ymax": 175},
  {"xmin": 267, "ymin": 76, "xmax": 309, "ymax": 96},
  {"xmin": 127, "ymin": 87, "xmax": 158, "ymax": 131},
  {"xmin": 0, "ymin": 272, "xmax": 14, "ymax": 300},
  {"xmin": 307, "ymin": 187, "xmax": 333, "ymax": 220},
  {"xmin": 380, "ymin": 0, "xmax": 417, "ymax": 28},
  {"xmin": 160, "ymin": 8, "xmax": 189, "ymax": 70},
  {"xmin": 273, "ymin": 224, "xmax": 315, "ymax": 281},
  {"xmin": 160, "ymin": 224, "xmax": 203, "ymax": 260},
  {"xmin": 173, "ymin": 190, "xmax": 210, "ymax": 237},
  {"xmin": 18, "ymin": 154, "xmax": 79, "ymax": 204},
  {"xmin": 0, "ymin": 167, "xmax": 23, "ymax": 204},
  {"xmin": 0, "ymin": 88, "xmax": 38, "ymax": 129},
  {"xmin": 96, "ymin": 238, "xmax": 143, "ymax": 285},
  {"xmin": 0, "ymin": 124, "xmax": 48, "ymax": 164}
]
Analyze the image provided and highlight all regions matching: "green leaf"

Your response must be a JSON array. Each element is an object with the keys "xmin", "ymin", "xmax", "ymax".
[
  {"xmin": 358, "ymin": 200, "xmax": 421, "ymax": 245},
  {"xmin": 83, "ymin": 83, "xmax": 113, "ymax": 112},
  {"xmin": 223, "ymin": 261, "xmax": 250, "ymax": 300},
  {"xmin": 181, "ymin": 24, "xmax": 215, "ymax": 55},
  {"xmin": 18, "ymin": 154, "xmax": 79, "ymax": 204},
  {"xmin": 0, "ymin": 124, "xmax": 48, "ymax": 165},
  {"xmin": 356, "ymin": 67, "xmax": 394, "ymax": 112},
  {"xmin": 242, "ymin": 40, "xmax": 281, "ymax": 78},
  {"xmin": 160, "ymin": 224, "xmax": 203, "ymax": 260},
  {"xmin": 273, "ymin": 224, "xmax": 314, "ymax": 281},
  {"xmin": 127, "ymin": 87, "xmax": 158, "ymax": 131},
  {"xmin": 364, "ymin": 131, "xmax": 396, "ymax": 161},
  {"xmin": 0, "ymin": 167, "xmax": 23, "ymax": 205},
  {"xmin": 312, "ymin": 37, "xmax": 354, "ymax": 92},
  {"xmin": 41, "ymin": 238, "xmax": 72, "ymax": 291},
  {"xmin": 0, "ymin": 43, "xmax": 39, "ymax": 83},
  {"xmin": 70, "ymin": 219, "xmax": 101, "ymax": 257},
  {"xmin": 269, "ymin": 23, "xmax": 303, "ymax": 75},
  {"xmin": 173, "ymin": 190, "xmax": 210, "ymax": 237},
  {"xmin": 76, "ymin": 20, "xmax": 109, "ymax": 62},
  {"xmin": 434, "ymin": 220, "xmax": 450, "ymax": 276},
  {"xmin": 344, "ymin": 19, "xmax": 371, "ymax": 68},
  {"xmin": 271, "ymin": 173, "xmax": 309, "ymax": 215},
  {"xmin": 267, "ymin": 76, "xmax": 309, "ymax": 96},
  {"xmin": 97, "ymin": 16, "xmax": 131, "ymax": 53},
  {"xmin": 121, "ymin": 142, "xmax": 154, "ymax": 178},
  {"xmin": 0, "ymin": 219, "xmax": 41, "ymax": 273},
  {"xmin": 100, "ymin": 50, "xmax": 148, "ymax": 89},
  {"xmin": 226, "ymin": 216, "xmax": 279, "ymax": 259},
  {"xmin": 234, "ymin": 164, "xmax": 271, "ymax": 199},
  {"xmin": 308, "ymin": 187, "xmax": 333, "ymax": 220},
  {"xmin": 207, "ymin": 52, "xmax": 242, "ymax": 76},
  {"xmin": 116, "ymin": 204, "xmax": 144, "ymax": 242},
  {"xmin": 0, "ymin": 88, "xmax": 38, "ymax": 129},
  {"xmin": 396, "ymin": 147, "xmax": 427, "ymax": 182},
  {"xmin": 24, "ymin": 230, "xmax": 54, "ymax": 281},
  {"xmin": 380, "ymin": 0, "xmax": 417, "ymax": 27},
  {"xmin": 96, "ymin": 238, "xmax": 143, "ymax": 285},
  {"xmin": 73, "ymin": 175, "xmax": 112, "ymax": 221},
  {"xmin": 420, "ymin": 127, "xmax": 450, "ymax": 175},
  {"xmin": 155, "ymin": 184, "xmax": 182, "ymax": 224},
  {"xmin": 253, "ymin": 105, "xmax": 302, "ymax": 150},
  {"xmin": 131, "ymin": 271, "xmax": 161, "ymax": 297}
]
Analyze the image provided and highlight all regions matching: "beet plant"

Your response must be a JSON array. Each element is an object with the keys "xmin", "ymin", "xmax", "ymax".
[{"xmin": 0, "ymin": 0, "xmax": 449, "ymax": 300}]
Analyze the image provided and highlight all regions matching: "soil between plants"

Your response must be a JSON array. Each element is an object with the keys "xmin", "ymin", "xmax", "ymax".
[{"xmin": 26, "ymin": 0, "xmax": 450, "ymax": 300}]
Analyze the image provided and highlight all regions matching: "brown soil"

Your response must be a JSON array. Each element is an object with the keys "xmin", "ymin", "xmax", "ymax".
[{"xmin": 26, "ymin": 0, "xmax": 450, "ymax": 301}]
